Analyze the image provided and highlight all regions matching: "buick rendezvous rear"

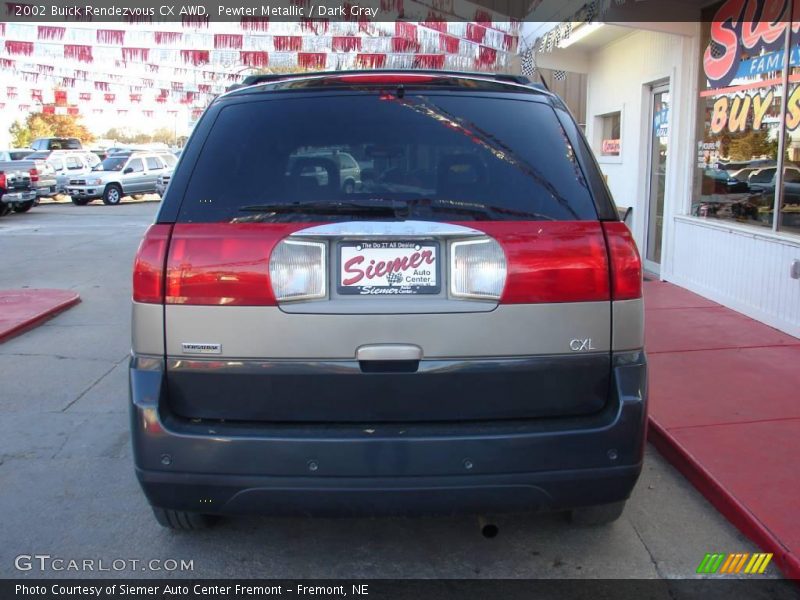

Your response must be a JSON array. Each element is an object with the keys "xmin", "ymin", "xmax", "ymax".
[{"xmin": 129, "ymin": 71, "xmax": 647, "ymax": 530}]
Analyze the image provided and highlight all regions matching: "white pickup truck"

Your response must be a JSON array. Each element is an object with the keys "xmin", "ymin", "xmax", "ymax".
[{"xmin": 0, "ymin": 161, "xmax": 38, "ymax": 216}]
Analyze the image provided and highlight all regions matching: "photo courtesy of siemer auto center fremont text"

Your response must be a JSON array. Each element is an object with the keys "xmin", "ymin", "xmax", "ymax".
[{"xmin": 0, "ymin": 0, "xmax": 799, "ymax": 598}]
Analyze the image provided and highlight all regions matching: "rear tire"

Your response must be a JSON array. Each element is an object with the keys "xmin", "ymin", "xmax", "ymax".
[
  {"xmin": 151, "ymin": 507, "xmax": 214, "ymax": 530},
  {"xmin": 569, "ymin": 500, "xmax": 626, "ymax": 526},
  {"xmin": 72, "ymin": 198, "xmax": 91, "ymax": 206},
  {"xmin": 0, "ymin": 204, "xmax": 11, "ymax": 217},
  {"xmin": 102, "ymin": 184, "xmax": 122, "ymax": 205},
  {"xmin": 12, "ymin": 201, "xmax": 34, "ymax": 213}
]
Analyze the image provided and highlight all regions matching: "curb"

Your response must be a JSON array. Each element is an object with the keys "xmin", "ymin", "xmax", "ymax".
[
  {"xmin": 648, "ymin": 418, "xmax": 800, "ymax": 581},
  {"xmin": 0, "ymin": 290, "xmax": 81, "ymax": 344}
]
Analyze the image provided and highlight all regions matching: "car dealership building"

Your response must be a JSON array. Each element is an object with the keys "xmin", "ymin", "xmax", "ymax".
[{"xmin": 524, "ymin": 0, "xmax": 800, "ymax": 338}]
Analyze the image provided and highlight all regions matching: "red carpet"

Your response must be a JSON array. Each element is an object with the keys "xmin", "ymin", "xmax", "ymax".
[
  {"xmin": 645, "ymin": 280, "xmax": 800, "ymax": 580},
  {"xmin": 0, "ymin": 289, "xmax": 81, "ymax": 343}
]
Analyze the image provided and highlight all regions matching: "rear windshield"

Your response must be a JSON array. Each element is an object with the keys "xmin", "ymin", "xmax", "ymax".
[
  {"xmin": 177, "ymin": 94, "xmax": 597, "ymax": 223},
  {"xmin": 10, "ymin": 151, "xmax": 32, "ymax": 160},
  {"xmin": 97, "ymin": 157, "xmax": 127, "ymax": 171},
  {"xmin": 42, "ymin": 138, "xmax": 81, "ymax": 150}
]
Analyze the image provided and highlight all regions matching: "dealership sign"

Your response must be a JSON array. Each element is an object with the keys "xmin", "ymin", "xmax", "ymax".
[{"xmin": 703, "ymin": 0, "xmax": 797, "ymax": 89}]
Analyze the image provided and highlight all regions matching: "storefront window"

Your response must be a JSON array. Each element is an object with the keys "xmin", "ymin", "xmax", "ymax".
[
  {"xmin": 693, "ymin": 2, "xmax": 786, "ymax": 229},
  {"xmin": 783, "ymin": 27, "xmax": 800, "ymax": 235}
]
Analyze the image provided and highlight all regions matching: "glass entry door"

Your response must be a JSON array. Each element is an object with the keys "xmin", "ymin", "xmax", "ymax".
[{"xmin": 645, "ymin": 84, "xmax": 670, "ymax": 275}]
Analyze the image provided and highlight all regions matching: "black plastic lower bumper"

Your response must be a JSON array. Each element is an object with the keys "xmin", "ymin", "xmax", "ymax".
[
  {"xmin": 136, "ymin": 464, "xmax": 642, "ymax": 517},
  {"xmin": 130, "ymin": 352, "xmax": 647, "ymax": 516}
]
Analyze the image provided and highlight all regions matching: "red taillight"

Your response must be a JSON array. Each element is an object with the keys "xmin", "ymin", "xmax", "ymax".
[
  {"xmin": 132, "ymin": 224, "xmax": 172, "ymax": 304},
  {"xmin": 164, "ymin": 223, "xmax": 311, "ymax": 306},
  {"xmin": 603, "ymin": 221, "xmax": 643, "ymax": 300},
  {"xmin": 29, "ymin": 168, "xmax": 39, "ymax": 182},
  {"xmin": 0, "ymin": 172, "xmax": 6, "ymax": 189},
  {"xmin": 464, "ymin": 221, "xmax": 611, "ymax": 304},
  {"xmin": 335, "ymin": 74, "xmax": 438, "ymax": 85}
]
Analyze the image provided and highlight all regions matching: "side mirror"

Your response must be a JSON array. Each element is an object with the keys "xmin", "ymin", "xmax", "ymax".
[{"xmin": 123, "ymin": 167, "xmax": 133, "ymax": 174}]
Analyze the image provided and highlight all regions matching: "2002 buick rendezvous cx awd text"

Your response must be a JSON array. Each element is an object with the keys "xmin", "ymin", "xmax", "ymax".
[{"xmin": 129, "ymin": 71, "xmax": 646, "ymax": 530}]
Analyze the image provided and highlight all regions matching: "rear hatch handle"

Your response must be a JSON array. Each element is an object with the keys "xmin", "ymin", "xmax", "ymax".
[{"xmin": 356, "ymin": 344, "xmax": 423, "ymax": 374}]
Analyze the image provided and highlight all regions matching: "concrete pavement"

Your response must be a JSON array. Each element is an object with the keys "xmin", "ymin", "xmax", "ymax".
[{"xmin": 0, "ymin": 204, "xmax": 793, "ymax": 590}]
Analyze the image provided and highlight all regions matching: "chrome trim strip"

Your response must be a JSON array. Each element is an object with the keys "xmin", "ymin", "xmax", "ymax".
[
  {"xmin": 131, "ymin": 354, "xmax": 164, "ymax": 371},
  {"xmin": 165, "ymin": 352, "xmax": 611, "ymax": 373},
  {"xmin": 290, "ymin": 220, "xmax": 485, "ymax": 238}
]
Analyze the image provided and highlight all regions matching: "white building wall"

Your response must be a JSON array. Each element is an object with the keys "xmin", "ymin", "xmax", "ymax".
[
  {"xmin": 671, "ymin": 218, "xmax": 800, "ymax": 338},
  {"xmin": 584, "ymin": 29, "xmax": 695, "ymax": 277},
  {"xmin": 585, "ymin": 27, "xmax": 800, "ymax": 338}
]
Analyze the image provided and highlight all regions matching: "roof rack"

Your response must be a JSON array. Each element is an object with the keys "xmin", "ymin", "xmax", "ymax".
[{"xmin": 225, "ymin": 70, "xmax": 546, "ymax": 93}]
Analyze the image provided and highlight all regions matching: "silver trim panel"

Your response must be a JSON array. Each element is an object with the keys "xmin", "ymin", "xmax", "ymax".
[
  {"xmin": 131, "ymin": 302, "xmax": 164, "ymax": 356},
  {"xmin": 612, "ymin": 299, "xmax": 645, "ymax": 351},
  {"xmin": 291, "ymin": 220, "xmax": 484, "ymax": 239},
  {"xmin": 164, "ymin": 302, "xmax": 612, "ymax": 359}
]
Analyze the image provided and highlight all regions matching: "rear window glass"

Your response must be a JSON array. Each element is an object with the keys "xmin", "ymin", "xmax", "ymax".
[
  {"xmin": 39, "ymin": 138, "xmax": 81, "ymax": 150},
  {"xmin": 177, "ymin": 94, "xmax": 597, "ymax": 223},
  {"xmin": 98, "ymin": 157, "xmax": 127, "ymax": 171}
]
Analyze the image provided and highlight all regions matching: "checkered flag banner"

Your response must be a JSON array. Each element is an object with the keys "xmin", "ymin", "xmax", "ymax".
[
  {"xmin": 531, "ymin": 0, "xmax": 631, "ymax": 55},
  {"xmin": 521, "ymin": 46, "xmax": 535, "ymax": 76},
  {"xmin": 554, "ymin": 70, "xmax": 567, "ymax": 81}
]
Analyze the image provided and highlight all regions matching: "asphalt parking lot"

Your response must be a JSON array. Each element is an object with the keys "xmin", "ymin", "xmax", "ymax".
[{"xmin": 0, "ymin": 203, "xmax": 789, "ymax": 584}]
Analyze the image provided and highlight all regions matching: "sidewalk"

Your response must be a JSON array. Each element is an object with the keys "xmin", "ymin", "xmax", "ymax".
[
  {"xmin": 644, "ymin": 280, "xmax": 800, "ymax": 580},
  {"xmin": 0, "ymin": 289, "xmax": 80, "ymax": 343}
]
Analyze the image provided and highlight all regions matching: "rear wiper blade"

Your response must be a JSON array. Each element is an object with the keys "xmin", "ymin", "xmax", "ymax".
[
  {"xmin": 417, "ymin": 198, "xmax": 557, "ymax": 221},
  {"xmin": 239, "ymin": 200, "xmax": 408, "ymax": 217}
]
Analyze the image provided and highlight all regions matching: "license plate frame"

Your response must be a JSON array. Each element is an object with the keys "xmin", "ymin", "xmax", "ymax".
[{"xmin": 338, "ymin": 240, "xmax": 440, "ymax": 296}]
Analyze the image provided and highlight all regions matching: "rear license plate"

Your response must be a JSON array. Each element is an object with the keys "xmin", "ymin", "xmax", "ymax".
[
  {"xmin": 339, "ymin": 241, "xmax": 439, "ymax": 295},
  {"xmin": 3, "ymin": 192, "xmax": 31, "ymax": 202}
]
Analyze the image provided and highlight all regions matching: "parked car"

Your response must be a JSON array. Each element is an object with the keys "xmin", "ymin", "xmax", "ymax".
[
  {"xmin": 130, "ymin": 70, "xmax": 646, "ymax": 530},
  {"xmin": 728, "ymin": 167, "xmax": 759, "ymax": 182},
  {"xmin": 0, "ymin": 149, "xmax": 33, "ymax": 161},
  {"xmin": 287, "ymin": 150, "xmax": 362, "ymax": 193},
  {"xmin": 0, "ymin": 157, "xmax": 57, "ymax": 198},
  {"xmin": 68, "ymin": 152, "xmax": 172, "ymax": 205},
  {"xmin": 155, "ymin": 172, "xmax": 171, "ymax": 196},
  {"xmin": 746, "ymin": 165, "xmax": 800, "ymax": 191},
  {"xmin": 701, "ymin": 168, "xmax": 749, "ymax": 194},
  {"xmin": 0, "ymin": 161, "xmax": 38, "ymax": 215},
  {"xmin": 25, "ymin": 150, "xmax": 100, "ymax": 193},
  {"xmin": 30, "ymin": 137, "xmax": 82, "ymax": 151}
]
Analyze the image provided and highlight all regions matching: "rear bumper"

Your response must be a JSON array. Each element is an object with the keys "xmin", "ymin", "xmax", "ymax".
[
  {"xmin": 1, "ymin": 190, "xmax": 36, "ymax": 204},
  {"xmin": 137, "ymin": 464, "xmax": 642, "ymax": 517},
  {"xmin": 35, "ymin": 181, "xmax": 57, "ymax": 197},
  {"xmin": 130, "ymin": 352, "xmax": 648, "ymax": 516}
]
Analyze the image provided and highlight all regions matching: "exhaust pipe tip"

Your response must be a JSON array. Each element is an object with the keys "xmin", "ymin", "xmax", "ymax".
[{"xmin": 478, "ymin": 517, "xmax": 499, "ymax": 539}]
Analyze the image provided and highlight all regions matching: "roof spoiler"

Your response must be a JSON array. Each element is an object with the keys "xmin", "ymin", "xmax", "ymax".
[{"xmin": 226, "ymin": 70, "xmax": 546, "ymax": 92}]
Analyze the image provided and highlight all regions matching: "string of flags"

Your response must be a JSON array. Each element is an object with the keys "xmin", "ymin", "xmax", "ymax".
[{"xmin": 0, "ymin": 19, "xmax": 521, "ymax": 116}]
